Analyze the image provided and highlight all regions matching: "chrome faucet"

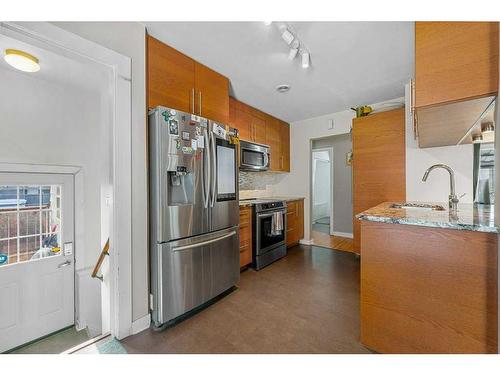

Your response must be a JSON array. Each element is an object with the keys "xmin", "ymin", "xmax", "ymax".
[{"xmin": 422, "ymin": 164, "xmax": 459, "ymax": 212}]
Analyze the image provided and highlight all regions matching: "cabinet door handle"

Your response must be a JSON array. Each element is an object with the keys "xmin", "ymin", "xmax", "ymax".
[
  {"xmin": 411, "ymin": 79, "xmax": 417, "ymax": 140},
  {"xmin": 199, "ymin": 91, "xmax": 202, "ymax": 116},
  {"xmin": 191, "ymin": 88, "xmax": 195, "ymax": 114}
]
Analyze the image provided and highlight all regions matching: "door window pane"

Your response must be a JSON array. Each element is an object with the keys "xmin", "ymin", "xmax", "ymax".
[{"xmin": 0, "ymin": 185, "xmax": 62, "ymax": 266}]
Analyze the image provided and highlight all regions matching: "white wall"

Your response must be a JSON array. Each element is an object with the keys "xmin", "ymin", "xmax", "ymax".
[
  {"xmin": 404, "ymin": 84, "xmax": 473, "ymax": 203},
  {"xmin": 0, "ymin": 67, "xmax": 110, "ymax": 333},
  {"xmin": 53, "ymin": 22, "xmax": 149, "ymax": 323}
]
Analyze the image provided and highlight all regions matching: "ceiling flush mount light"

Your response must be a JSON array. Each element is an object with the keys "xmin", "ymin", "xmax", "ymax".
[
  {"xmin": 4, "ymin": 49, "xmax": 40, "ymax": 72},
  {"xmin": 276, "ymin": 84, "xmax": 291, "ymax": 93},
  {"xmin": 263, "ymin": 21, "xmax": 273, "ymax": 26},
  {"xmin": 481, "ymin": 122, "xmax": 494, "ymax": 134},
  {"xmin": 301, "ymin": 51, "xmax": 310, "ymax": 69}
]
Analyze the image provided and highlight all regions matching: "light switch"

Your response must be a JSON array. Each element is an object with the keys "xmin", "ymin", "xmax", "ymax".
[{"xmin": 328, "ymin": 119, "xmax": 334, "ymax": 130}]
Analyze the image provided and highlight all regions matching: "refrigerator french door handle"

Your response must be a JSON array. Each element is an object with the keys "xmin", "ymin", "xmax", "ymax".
[
  {"xmin": 172, "ymin": 230, "xmax": 237, "ymax": 252},
  {"xmin": 210, "ymin": 130, "xmax": 217, "ymax": 208},
  {"xmin": 202, "ymin": 128, "xmax": 210, "ymax": 208}
]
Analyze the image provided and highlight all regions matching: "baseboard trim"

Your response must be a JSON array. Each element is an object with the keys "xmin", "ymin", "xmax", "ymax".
[
  {"xmin": 132, "ymin": 314, "xmax": 151, "ymax": 335},
  {"xmin": 331, "ymin": 231, "xmax": 353, "ymax": 239},
  {"xmin": 299, "ymin": 238, "xmax": 314, "ymax": 245}
]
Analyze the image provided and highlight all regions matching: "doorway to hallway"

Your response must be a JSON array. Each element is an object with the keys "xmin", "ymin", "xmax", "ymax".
[{"xmin": 310, "ymin": 134, "xmax": 354, "ymax": 253}]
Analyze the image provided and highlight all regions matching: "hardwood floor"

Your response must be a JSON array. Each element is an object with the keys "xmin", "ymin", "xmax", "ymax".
[
  {"xmin": 311, "ymin": 230, "xmax": 355, "ymax": 253},
  {"xmin": 121, "ymin": 245, "xmax": 369, "ymax": 354}
]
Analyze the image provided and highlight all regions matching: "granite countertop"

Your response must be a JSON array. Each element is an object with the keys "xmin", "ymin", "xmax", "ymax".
[
  {"xmin": 239, "ymin": 196, "xmax": 305, "ymax": 207},
  {"xmin": 356, "ymin": 201, "xmax": 499, "ymax": 234}
]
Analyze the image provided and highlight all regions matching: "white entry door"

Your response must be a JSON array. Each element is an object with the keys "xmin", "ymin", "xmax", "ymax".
[{"xmin": 0, "ymin": 172, "xmax": 75, "ymax": 352}]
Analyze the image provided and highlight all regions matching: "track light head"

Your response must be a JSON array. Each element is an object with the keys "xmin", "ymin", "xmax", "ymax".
[
  {"xmin": 301, "ymin": 51, "xmax": 310, "ymax": 68},
  {"xmin": 281, "ymin": 29, "xmax": 294, "ymax": 45}
]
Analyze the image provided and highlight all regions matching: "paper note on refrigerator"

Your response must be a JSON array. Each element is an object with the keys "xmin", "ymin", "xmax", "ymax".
[
  {"xmin": 197, "ymin": 135, "xmax": 205, "ymax": 148},
  {"xmin": 212, "ymin": 123, "xmax": 227, "ymax": 139}
]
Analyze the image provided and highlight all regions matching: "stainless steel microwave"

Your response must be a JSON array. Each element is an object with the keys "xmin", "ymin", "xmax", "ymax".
[{"xmin": 239, "ymin": 140, "xmax": 270, "ymax": 171}]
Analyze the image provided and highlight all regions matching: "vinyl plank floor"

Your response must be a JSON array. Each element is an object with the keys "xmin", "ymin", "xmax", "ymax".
[{"xmin": 121, "ymin": 245, "xmax": 370, "ymax": 354}]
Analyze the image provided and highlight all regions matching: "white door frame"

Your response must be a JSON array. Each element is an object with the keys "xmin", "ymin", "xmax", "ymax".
[
  {"xmin": 0, "ymin": 22, "xmax": 133, "ymax": 339},
  {"xmin": 310, "ymin": 147, "xmax": 334, "ymax": 236}
]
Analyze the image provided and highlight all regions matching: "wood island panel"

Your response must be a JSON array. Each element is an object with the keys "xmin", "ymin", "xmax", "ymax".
[{"xmin": 360, "ymin": 221, "xmax": 498, "ymax": 353}]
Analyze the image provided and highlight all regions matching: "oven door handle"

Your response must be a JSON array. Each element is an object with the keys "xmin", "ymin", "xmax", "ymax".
[{"xmin": 257, "ymin": 211, "xmax": 286, "ymax": 219}]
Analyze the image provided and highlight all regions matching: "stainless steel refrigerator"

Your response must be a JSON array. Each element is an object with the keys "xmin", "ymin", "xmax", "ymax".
[{"xmin": 149, "ymin": 106, "xmax": 240, "ymax": 327}]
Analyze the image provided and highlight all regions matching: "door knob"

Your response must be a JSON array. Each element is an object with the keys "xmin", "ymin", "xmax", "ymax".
[{"xmin": 58, "ymin": 260, "xmax": 72, "ymax": 268}]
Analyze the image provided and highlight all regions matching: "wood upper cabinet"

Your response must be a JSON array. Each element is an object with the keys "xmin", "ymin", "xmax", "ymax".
[
  {"xmin": 415, "ymin": 22, "xmax": 498, "ymax": 108},
  {"xmin": 352, "ymin": 108, "xmax": 406, "ymax": 253},
  {"xmin": 413, "ymin": 22, "xmax": 499, "ymax": 148},
  {"xmin": 147, "ymin": 35, "xmax": 195, "ymax": 113},
  {"xmin": 265, "ymin": 116, "xmax": 290, "ymax": 172},
  {"xmin": 229, "ymin": 97, "xmax": 252, "ymax": 140},
  {"xmin": 194, "ymin": 63, "xmax": 229, "ymax": 124},
  {"xmin": 266, "ymin": 116, "xmax": 282, "ymax": 171},
  {"xmin": 251, "ymin": 109, "xmax": 267, "ymax": 145},
  {"xmin": 229, "ymin": 98, "xmax": 266, "ymax": 143},
  {"xmin": 229, "ymin": 98, "xmax": 291, "ymax": 173},
  {"xmin": 147, "ymin": 34, "xmax": 229, "ymax": 124},
  {"xmin": 279, "ymin": 120, "xmax": 290, "ymax": 172}
]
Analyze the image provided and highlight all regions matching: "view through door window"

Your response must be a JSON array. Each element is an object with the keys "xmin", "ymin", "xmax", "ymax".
[{"xmin": 0, "ymin": 185, "xmax": 62, "ymax": 266}]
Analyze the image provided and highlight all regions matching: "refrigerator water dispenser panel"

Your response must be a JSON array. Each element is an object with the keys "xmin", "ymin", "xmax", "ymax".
[{"xmin": 168, "ymin": 170, "xmax": 194, "ymax": 206}]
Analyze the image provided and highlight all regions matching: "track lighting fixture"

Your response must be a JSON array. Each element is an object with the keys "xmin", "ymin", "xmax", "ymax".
[
  {"xmin": 269, "ymin": 22, "xmax": 311, "ymax": 69},
  {"xmin": 281, "ymin": 29, "xmax": 294, "ymax": 45},
  {"xmin": 288, "ymin": 40, "xmax": 300, "ymax": 60},
  {"xmin": 301, "ymin": 51, "xmax": 310, "ymax": 69}
]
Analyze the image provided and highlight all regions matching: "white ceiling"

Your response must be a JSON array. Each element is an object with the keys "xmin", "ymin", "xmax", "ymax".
[
  {"xmin": 144, "ymin": 22, "xmax": 414, "ymax": 122},
  {"xmin": 0, "ymin": 33, "xmax": 109, "ymax": 93}
]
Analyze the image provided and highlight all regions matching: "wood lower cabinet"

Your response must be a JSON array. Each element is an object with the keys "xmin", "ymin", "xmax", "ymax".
[
  {"xmin": 239, "ymin": 206, "xmax": 253, "ymax": 268},
  {"xmin": 147, "ymin": 34, "xmax": 229, "ymax": 123},
  {"xmin": 286, "ymin": 199, "xmax": 304, "ymax": 247},
  {"xmin": 352, "ymin": 109, "xmax": 406, "ymax": 253}
]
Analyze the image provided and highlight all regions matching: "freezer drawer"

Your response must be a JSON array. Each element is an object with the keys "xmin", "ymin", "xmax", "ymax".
[{"xmin": 151, "ymin": 226, "xmax": 240, "ymax": 326}]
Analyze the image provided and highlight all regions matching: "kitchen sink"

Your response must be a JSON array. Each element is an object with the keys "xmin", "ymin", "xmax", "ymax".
[{"xmin": 390, "ymin": 203, "xmax": 446, "ymax": 211}]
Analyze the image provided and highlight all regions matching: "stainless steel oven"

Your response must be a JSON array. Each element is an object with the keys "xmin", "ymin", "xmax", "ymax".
[
  {"xmin": 239, "ymin": 140, "xmax": 270, "ymax": 171},
  {"xmin": 253, "ymin": 200, "xmax": 287, "ymax": 270}
]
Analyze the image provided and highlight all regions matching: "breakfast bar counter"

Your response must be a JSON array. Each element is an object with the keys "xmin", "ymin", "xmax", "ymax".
[
  {"xmin": 357, "ymin": 201, "xmax": 498, "ymax": 354},
  {"xmin": 356, "ymin": 201, "xmax": 499, "ymax": 233}
]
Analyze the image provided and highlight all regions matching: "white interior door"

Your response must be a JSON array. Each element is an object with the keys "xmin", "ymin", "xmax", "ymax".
[{"xmin": 0, "ymin": 172, "xmax": 74, "ymax": 352}]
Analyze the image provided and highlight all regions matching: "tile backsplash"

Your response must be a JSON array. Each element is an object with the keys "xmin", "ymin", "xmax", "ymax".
[{"xmin": 239, "ymin": 171, "xmax": 287, "ymax": 199}]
